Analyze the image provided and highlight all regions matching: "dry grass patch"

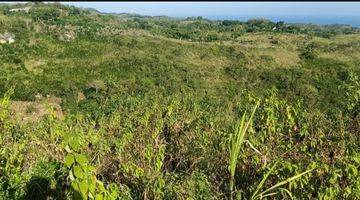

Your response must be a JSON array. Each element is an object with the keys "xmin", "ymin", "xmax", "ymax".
[
  {"xmin": 9, "ymin": 95, "xmax": 63, "ymax": 123},
  {"xmin": 24, "ymin": 59, "xmax": 45, "ymax": 72},
  {"xmin": 247, "ymin": 47, "xmax": 300, "ymax": 68}
]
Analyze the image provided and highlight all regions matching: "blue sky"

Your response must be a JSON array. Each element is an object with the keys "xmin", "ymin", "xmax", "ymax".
[
  {"xmin": 57, "ymin": 2, "xmax": 360, "ymax": 17},
  {"xmin": 2, "ymin": 2, "xmax": 360, "ymax": 26}
]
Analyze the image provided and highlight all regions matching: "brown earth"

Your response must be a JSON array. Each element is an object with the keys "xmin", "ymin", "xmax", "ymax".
[{"xmin": 9, "ymin": 95, "xmax": 63, "ymax": 123}]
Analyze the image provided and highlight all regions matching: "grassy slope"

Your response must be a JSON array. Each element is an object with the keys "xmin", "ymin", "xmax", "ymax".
[{"xmin": 0, "ymin": 3, "xmax": 359, "ymax": 200}]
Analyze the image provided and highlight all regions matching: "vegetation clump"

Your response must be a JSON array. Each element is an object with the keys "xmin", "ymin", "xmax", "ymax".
[{"xmin": 0, "ymin": 2, "xmax": 359, "ymax": 199}]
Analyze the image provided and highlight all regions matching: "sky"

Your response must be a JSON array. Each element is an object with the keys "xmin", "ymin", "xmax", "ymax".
[
  {"xmin": 1, "ymin": 2, "xmax": 360, "ymax": 26},
  {"xmin": 57, "ymin": 2, "xmax": 360, "ymax": 17}
]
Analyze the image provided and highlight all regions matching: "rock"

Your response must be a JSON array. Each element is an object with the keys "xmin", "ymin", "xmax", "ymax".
[
  {"xmin": 59, "ymin": 31, "xmax": 76, "ymax": 42},
  {"xmin": 87, "ymin": 80, "xmax": 107, "ymax": 93},
  {"xmin": 35, "ymin": 93, "xmax": 43, "ymax": 101},
  {"xmin": 8, "ymin": 38, "xmax": 15, "ymax": 44},
  {"xmin": 0, "ymin": 32, "xmax": 15, "ymax": 44},
  {"xmin": 9, "ymin": 7, "xmax": 31, "ymax": 13},
  {"xmin": 77, "ymin": 92, "xmax": 86, "ymax": 102}
]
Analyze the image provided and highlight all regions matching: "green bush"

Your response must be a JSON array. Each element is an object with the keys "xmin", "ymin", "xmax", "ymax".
[{"xmin": 30, "ymin": 6, "xmax": 61, "ymax": 22}]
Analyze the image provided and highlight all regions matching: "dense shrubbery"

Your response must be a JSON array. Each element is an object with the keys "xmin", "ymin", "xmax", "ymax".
[
  {"xmin": 299, "ymin": 42, "xmax": 319, "ymax": 60},
  {"xmin": 30, "ymin": 6, "xmax": 61, "ymax": 21},
  {"xmin": 0, "ymin": 2, "xmax": 359, "ymax": 199}
]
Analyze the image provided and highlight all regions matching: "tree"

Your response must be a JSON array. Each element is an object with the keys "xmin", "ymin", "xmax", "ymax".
[
  {"xmin": 299, "ymin": 43, "xmax": 318, "ymax": 60},
  {"xmin": 30, "ymin": 6, "xmax": 61, "ymax": 22},
  {"xmin": 222, "ymin": 20, "xmax": 241, "ymax": 26}
]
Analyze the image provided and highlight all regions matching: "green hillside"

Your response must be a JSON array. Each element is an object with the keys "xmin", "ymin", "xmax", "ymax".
[{"xmin": 0, "ymin": 2, "xmax": 359, "ymax": 200}]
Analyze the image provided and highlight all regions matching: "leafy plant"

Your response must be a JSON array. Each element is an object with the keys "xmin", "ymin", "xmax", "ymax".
[
  {"xmin": 228, "ymin": 102, "xmax": 315, "ymax": 199},
  {"xmin": 250, "ymin": 162, "xmax": 315, "ymax": 200},
  {"xmin": 228, "ymin": 102, "xmax": 259, "ymax": 194},
  {"xmin": 64, "ymin": 136, "xmax": 119, "ymax": 200}
]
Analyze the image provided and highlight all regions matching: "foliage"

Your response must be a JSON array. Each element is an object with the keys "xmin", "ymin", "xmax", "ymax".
[
  {"xmin": 64, "ymin": 147, "xmax": 119, "ymax": 200},
  {"xmin": 229, "ymin": 102, "xmax": 258, "ymax": 193},
  {"xmin": 299, "ymin": 42, "xmax": 318, "ymax": 60},
  {"xmin": 30, "ymin": 6, "xmax": 61, "ymax": 22},
  {"xmin": 0, "ymin": 2, "xmax": 359, "ymax": 200}
]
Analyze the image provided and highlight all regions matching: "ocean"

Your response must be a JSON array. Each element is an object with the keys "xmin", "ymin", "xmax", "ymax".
[{"xmin": 196, "ymin": 15, "xmax": 360, "ymax": 28}]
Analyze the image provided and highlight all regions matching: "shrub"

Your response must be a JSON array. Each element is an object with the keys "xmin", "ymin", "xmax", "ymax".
[
  {"xmin": 299, "ymin": 43, "xmax": 318, "ymax": 60},
  {"xmin": 30, "ymin": 6, "xmax": 61, "ymax": 22}
]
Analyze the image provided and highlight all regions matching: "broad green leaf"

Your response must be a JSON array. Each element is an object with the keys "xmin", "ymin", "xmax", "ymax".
[
  {"xmin": 74, "ymin": 166, "xmax": 85, "ymax": 179},
  {"xmin": 69, "ymin": 139, "xmax": 80, "ymax": 151},
  {"xmin": 79, "ymin": 180, "xmax": 89, "ymax": 197},
  {"xmin": 71, "ymin": 181, "xmax": 79, "ymax": 191},
  {"xmin": 95, "ymin": 194, "xmax": 104, "ymax": 200},
  {"xmin": 89, "ymin": 182, "xmax": 96, "ymax": 197},
  {"xmin": 75, "ymin": 154, "xmax": 89, "ymax": 166},
  {"xmin": 65, "ymin": 154, "xmax": 75, "ymax": 167}
]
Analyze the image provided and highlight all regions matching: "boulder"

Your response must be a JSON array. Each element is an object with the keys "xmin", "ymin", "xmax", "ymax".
[
  {"xmin": 59, "ymin": 31, "xmax": 76, "ymax": 41},
  {"xmin": 0, "ymin": 32, "xmax": 15, "ymax": 44}
]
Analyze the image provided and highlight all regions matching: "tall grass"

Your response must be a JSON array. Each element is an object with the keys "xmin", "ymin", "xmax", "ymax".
[
  {"xmin": 250, "ymin": 162, "xmax": 315, "ymax": 200},
  {"xmin": 228, "ymin": 102, "xmax": 315, "ymax": 199},
  {"xmin": 228, "ymin": 102, "xmax": 259, "ymax": 194}
]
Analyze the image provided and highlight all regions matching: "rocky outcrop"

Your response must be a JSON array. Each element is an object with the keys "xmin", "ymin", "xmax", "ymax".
[
  {"xmin": 0, "ymin": 32, "xmax": 15, "ymax": 44},
  {"xmin": 59, "ymin": 31, "xmax": 76, "ymax": 41},
  {"xmin": 9, "ymin": 7, "xmax": 31, "ymax": 13}
]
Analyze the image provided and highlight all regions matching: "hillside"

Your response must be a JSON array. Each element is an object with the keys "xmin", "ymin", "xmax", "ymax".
[{"xmin": 0, "ymin": 2, "xmax": 359, "ymax": 200}]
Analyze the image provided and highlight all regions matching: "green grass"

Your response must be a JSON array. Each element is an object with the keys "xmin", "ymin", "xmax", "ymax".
[
  {"xmin": 228, "ymin": 103, "xmax": 315, "ymax": 200},
  {"xmin": 0, "ymin": 2, "xmax": 359, "ymax": 200},
  {"xmin": 229, "ymin": 102, "xmax": 258, "ymax": 194}
]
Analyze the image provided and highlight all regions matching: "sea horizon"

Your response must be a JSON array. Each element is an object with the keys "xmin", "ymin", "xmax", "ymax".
[
  {"xmin": 109, "ymin": 12, "xmax": 360, "ymax": 28},
  {"xmin": 2, "ymin": 2, "xmax": 359, "ymax": 27},
  {"xmin": 182, "ymin": 14, "xmax": 360, "ymax": 27}
]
